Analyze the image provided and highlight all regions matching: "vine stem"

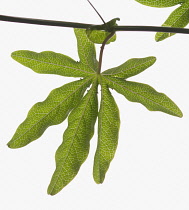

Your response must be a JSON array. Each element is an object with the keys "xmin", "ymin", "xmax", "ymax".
[
  {"xmin": 98, "ymin": 31, "xmax": 115, "ymax": 74},
  {"xmin": 87, "ymin": 0, "xmax": 106, "ymax": 25},
  {"xmin": 1, "ymin": 15, "xmax": 189, "ymax": 34}
]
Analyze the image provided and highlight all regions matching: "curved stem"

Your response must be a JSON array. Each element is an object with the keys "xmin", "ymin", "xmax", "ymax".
[
  {"xmin": 1, "ymin": 14, "xmax": 189, "ymax": 34},
  {"xmin": 97, "ymin": 31, "xmax": 115, "ymax": 74}
]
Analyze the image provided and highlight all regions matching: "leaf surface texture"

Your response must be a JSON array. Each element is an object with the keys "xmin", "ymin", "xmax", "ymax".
[
  {"xmin": 135, "ymin": 0, "xmax": 185, "ymax": 8},
  {"xmin": 8, "ymin": 28, "xmax": 183, "ymax": 194},
  {"xmin": 7, "ymin": 77, "xmax": 93, "ymax": 148},
  {"xmin": 103, "ymin": 76, "xmax": 183, "ymax": 117},
  {"xmin": 48, "ymin": 81, "xmax": 98, "ymax": 195},
  {"xmin": 86, "ymin": 29, "xmax": 116, "ymax": 44},
  {"xmin": 102, "ymin": 56, "xmax": 156, "ymax": 78},
  {"xmin": 135, "ymin": 0, "xmax": 189, "ymax": 41},
  {"xmin": 93, "ymin": 83, "xmax": 120, "ymax": 184},
  {"xmin": 11, "ymin": 29, "xmax": 98, "ymax": 77},
  {"xmin": 155, "ymin": 1, "xmax": 189, "ymax": 41}
]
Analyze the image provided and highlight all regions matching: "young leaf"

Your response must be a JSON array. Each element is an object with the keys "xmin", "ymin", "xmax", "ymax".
[
  {"xmin": 47, "ymin": 80, "xmax": 98, "ymax": 195},
  {"xmin": 135, "ymin": 0, "xmax": 185, "ymax": 8},
  {"xmin": 7, "ymin": 77, "xmax": 93, "ymax": 148},
  {"xmin": 155, "ymin": 1, "xmax": 189, "ymax": 41},
  {"xmin": 86, "ymin": 29, "xmax": 116, "ymax": 44},
  {"xmin": 93, "ymin": 82, "xmax": 120, "ymax": 184},
  {"xmin": 86, "ymin": 18, "xmax": 119, "ymax": 44},
  {"xmin": 103, "ymin": 76, "xmax": 183, "ymax": 117},
  {"xmin": 102, "ymin": 56, "xmax": 156, "ymax": 78}
]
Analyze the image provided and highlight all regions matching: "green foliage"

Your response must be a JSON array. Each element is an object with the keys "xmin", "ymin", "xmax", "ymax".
[
  {"xmin": 86, "ymin": 29, "xmax": 116, "ymax": 44},
  {"xmin": 103, "ymin": 76, "xmax": 182, "ymax": 117},
  {"xmin": 93, "ymin": 82, "xmax": 120, "ymax": 184},
  {"xmin": 155, "ymin": 1, "xmax": 189, "ymax": 41},
  {"xmin": 102, "ymin": 56, "xmax": 156, "ymax": 78},
  {"xmin": 135, "ymin": 0, "xmax": 185, "ymax": 8},
  {"xmin": 74, "ymin": 29, "xmax": 98, "ymax": 71},
  {"xmin": 11, "ymin": 51, "xmax": 95, "ymax": 77},
  {"xmin": 86, "ymin": 18, "xmax": 119, "ymax": 44},
  {"xmin": 48, "ymin": 80, "xmax": 98, "ymax": 195},
  {"xmin": 7, "ymin": 78, "xmax": 93, "ymax": 148},
  {"xmin": 135, "ymin": 0, "xmax": 189, "ymax": 41},
  {"xmin": 7, "ymin": 28, "xmax": 182, "ymax": 195}
]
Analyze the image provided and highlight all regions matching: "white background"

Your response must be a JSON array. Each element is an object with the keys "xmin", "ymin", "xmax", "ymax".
[{"xmin": 1, "ymin": 0, "xmax": 189, "ymax": 209}]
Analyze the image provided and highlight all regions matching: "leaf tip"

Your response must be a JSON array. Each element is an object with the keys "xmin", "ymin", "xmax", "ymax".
[
  {"xmin": 11, "ymin": 50, "xmax": 24, "ymax": 62},
  {"xmin": 172, "ymin": 107, "xmax": 183, "ymax": 118},
  {"xmin": 155, "ymin": 33, "xmax": 163, "ymax": 42},
  {"xmin": 47, "ymin": 190, "xmax": 56, "ymax": 196},
  {"xmin": 11, "ymin": 50, "xmax": 21, "ymax": 57},
  {"xmin": 155, "ymin": 31, "xmax": 174, "ymax": 42},
  {"xmin": 11, "ymin": 51, "xmax": 17, "ymax": 59},
  {"xmin": 94, "ymin": 179, "xmax": 104, "ymax": 184},
  {"xmin": 47, "ymin": 181, "xmax": 63, "ymax": 196},
  {"xmin": 47, "ymin": 186, "xmax": 57, "ymax": 196},
  {"xmin": 177, "ymin": 111, "xmax": 183, "ymax": 118},
  {"xmin": 7, "ymin": 142, "xmax": 11, "ymax": 148},
  {"xmin": 93, "ymin": 173, "xmax": 105, "ymax": 184},
  {"xmin": 151, "ymin": 56, "xmax": 157, "ymax": 63},
  {"xmin": 7, "ymin": 141, "xmax": 15, "ymax": 149}
]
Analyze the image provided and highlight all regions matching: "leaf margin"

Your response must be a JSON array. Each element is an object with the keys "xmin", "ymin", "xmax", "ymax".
[
  {"xmin": 103, "ymin": 75, "xmax": 183, "ymax": 118},
  {"xmin": 47, "ymin": 79, "xmax": 98, "ymax": 195}
]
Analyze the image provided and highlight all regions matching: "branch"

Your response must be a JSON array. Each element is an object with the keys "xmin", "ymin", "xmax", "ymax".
[
  {"xmin": 114, "ymin": 25, "xmax": 189, "ymax": 34},
  {"xmin": 1, "ymin": 14, "xmax": 189, "ymax": 35},
  {"xmin": 0, "ymin": 15, "xmax": 93, "ymax": 29}
]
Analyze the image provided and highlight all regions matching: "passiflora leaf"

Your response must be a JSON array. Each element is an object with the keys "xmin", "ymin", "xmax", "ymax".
[
  {"xmin": 93, "ymin": 82, "xmax": 120, "ymax": 184},
  {"xmin": 86, "ymin": 29, "xmax": 116, "ymax": 44},
  {"xmin": 103, "ymin": 76, "xmax": 183, "ymax": 117},
  {"xmin": 102, "ymin": 56, "xmax": 156, "ymax": 78},
  {"xmin": 48, "ymin": 81, "xmax": 98, "ymax": 195},
  {"xmin": 7, "ymin": 77, "xmax": 93, "ymax": 148},
  {"xmin": 135, "ymin": 0, "xmax": 185, "ymax": 8},
  {"xmin": 74, "ymin": 28, "xmax": 98, "ymax": 72},
  {"xmin": 155, "ymin": 1, "xmax": 189, "ymax": 41},
  {"xmin": 7, "ymin": 27, "xmax": 184, "ymax": 194}
]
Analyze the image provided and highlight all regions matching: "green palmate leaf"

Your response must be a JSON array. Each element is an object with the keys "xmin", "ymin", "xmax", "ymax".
[
  {"xmin": 103, "ymin": 76, "xmax": 183, "ymax": 117},
  {"xmin": 7, "ymin": 77, "xmax": 93, "ymax": 148},
  {"xmin": 11, "ymin": 29, "xmax": 98, "ymax": 77},
  {"xmin": 93, "ymin": 82, "xmax": 120, "ymax": 184},
  {"xmin": 135, "ymin": 0, "xmax": 185, "ymax": 8},
  {"xmin": 48, "ymin": 80, "xmax": 98, "ymax": 195},
  {"xmin": 86, "ymin": 29, "xmax": 116, "ymax": 44},
  {"xmin": 7, "ymin": 27, "xmax": 184, "ymax": 195},
  {"xmin": 155, "ymin": 1, "xmax": 189, "ymax": 41},
  {"xmin": 102, "ymin": 56, "xmax": 156, "ymax": 78}
]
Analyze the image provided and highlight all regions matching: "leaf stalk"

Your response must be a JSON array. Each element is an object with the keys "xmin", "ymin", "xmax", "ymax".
[{"xmin": 97, "ymin": 31, "xmax": 115, "ymax": 74}]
